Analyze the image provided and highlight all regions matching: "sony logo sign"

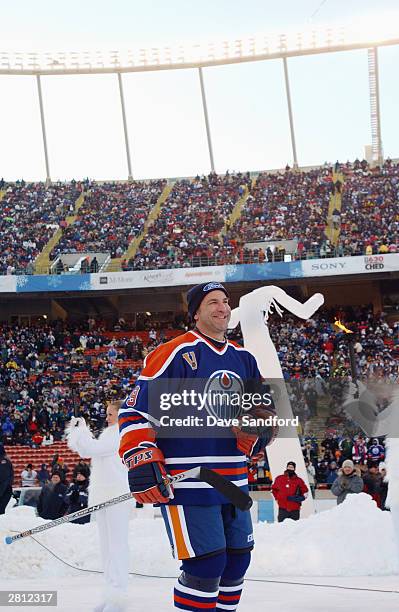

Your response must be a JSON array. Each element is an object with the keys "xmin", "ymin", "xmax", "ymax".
[{"xmin": 311, "ymin": 262, "xmax": 346, "ymax": 271}]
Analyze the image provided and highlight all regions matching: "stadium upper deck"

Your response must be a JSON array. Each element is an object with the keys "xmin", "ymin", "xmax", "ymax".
[{"xmin": 0, "ymin": 159, "xmax": 397, "ymax": 277}]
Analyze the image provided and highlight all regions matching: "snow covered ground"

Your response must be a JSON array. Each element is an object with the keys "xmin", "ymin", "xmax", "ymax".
[{"xmin": 1, "ymin": 493, "xmax": 398, "ymax": 611}]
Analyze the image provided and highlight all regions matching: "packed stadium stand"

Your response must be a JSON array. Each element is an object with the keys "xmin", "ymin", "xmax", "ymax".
[
  {"xmin": 128, "ymin": 172, "xmax": 251, "ymax": 270},
  {"xmin": 0, "ymin": 160, "xmax": 398, "ymax": 276},
  {"xmin": 339, "ymin": 158, "xmax": 399, "ymax": 256},
  {"xmin": 224, "ymin": 167, "xmax": 332, "ymax": 259},
  {"xmin": 49, "ymin": 179, "xmax": 166, "ymax": 262},
  {"xmin": 0, "ymin": 182, "xmax": 80, "ymax": 274}
]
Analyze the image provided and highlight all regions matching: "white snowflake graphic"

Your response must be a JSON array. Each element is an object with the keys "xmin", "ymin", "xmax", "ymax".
[
  {"xmin": 225, "ymin": 265, "xmax": 239, "ymax": 279},
  {"xmin": 290, "ymin": 265, "xmax": 303, "ymax": 278},
  {"xmin": 47, "ymin": 276, "xmax": 63, "ymax": 288},
  {"xmin": 79, "ymin": 280, "xmax": 92, "ymax": 291},
  {"xmin": 16, "ymin": 276, "xmax": 29, "ymax": 289}
]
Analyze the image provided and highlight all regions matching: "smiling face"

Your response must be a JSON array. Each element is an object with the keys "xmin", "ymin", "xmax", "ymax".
[{"xmin": 194, "ymin": 290, "xmax": 231, "ymax": 341}]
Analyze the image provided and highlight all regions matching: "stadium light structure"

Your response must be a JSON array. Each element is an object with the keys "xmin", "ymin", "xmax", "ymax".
[{"xmin": 1, "ymin": 21, "xmax": 398, "ymax": 178}]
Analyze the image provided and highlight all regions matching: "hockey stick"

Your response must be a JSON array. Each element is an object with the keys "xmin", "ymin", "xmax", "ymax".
[
  {"xmin": 169, "ymin": 467, "xmax": 252, "ymax": 512},
  {"xmin": 5, "ymin": 467, "xmax": 252, "ymax": 544}
]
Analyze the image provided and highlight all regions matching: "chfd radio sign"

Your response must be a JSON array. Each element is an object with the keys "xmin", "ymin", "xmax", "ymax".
[{"xmin": 364, "ymin": 256, "xmax": 385, "ymax": 270}]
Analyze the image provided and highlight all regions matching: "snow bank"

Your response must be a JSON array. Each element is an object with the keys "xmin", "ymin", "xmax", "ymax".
[
  {"xmin": 251, "ymin": 493, "xmax": 397, "ymax": 576},
  {"xmin": 1, "ymin": 494, "xmax": 397, "ymax": 579}
]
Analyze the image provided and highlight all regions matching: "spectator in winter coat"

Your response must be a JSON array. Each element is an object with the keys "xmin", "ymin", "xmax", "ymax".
[
  {"xmin": 331, "ymin": 459, "xmax": 364, "ymax": 504},
  {"xmin": 0, "ymin": 444, "xmax": 14, "ymax": 514},
  {"xmin": 326, "ymin": 461, "xmax": 339, "ymax": 485},
  {"xmin": 272, "ymin": 461, "xmax": 309, "ymax": 522},
  {"xmin": 304, "ymin": 458, "xmax": 316, "ymax": 498},
  {"xmin": 51, "ymin": 457, "xmax": 68, "ymax": 484},
  {"xmin": 31, "ymin": 431, "xmax": 44, "ymax": 447},
  {"xmin": 303, "ymin": 441, "xmax": 318, "ymax": 466},
  {"xmin": 363, "ymin": 462, "xmax": 383, "ymax": 508},
  {"xmin": 37, "ymin": 472, "xmax": 68, "ymax": 519},
  {"xmin": 36, "ymin": 464, "xmax": 51, "ymax": 487},
  {"xmin": 64, "ymin": 466, "xmax": 90, "ymax": 524},
  {"xmin": 316, "ymin": 460, "xmax": 329, "ymax": 484},
  {"xmin": 42, "ymin": 431, "xmax": 54, "ymax": 447},
  {"xmin": 21, "ymin": 464, "xmax": 37, "ymax": 487},
  {"xmin": 367, "ymin": 438, "xmax": 385, "ymax": 464},
  {"xmin": 2, "ymin": 417, "xmax": 14, "ymax": 439},
  {"xmin": 352, "ymin": 437, "xmax": 368, "ymax": 463},
  {"xmin": 321, "ymin": 433, "xmax": 339, "ymax": 455},
  {"xmin": 339, "ymin": 438, "xmax": 353, "ymax": 461}
]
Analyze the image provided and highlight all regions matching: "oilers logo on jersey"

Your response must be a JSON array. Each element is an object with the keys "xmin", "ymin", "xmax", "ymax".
[{"xmin": 203, "ymin": 370, "xmax": 244, "ymax": 420}]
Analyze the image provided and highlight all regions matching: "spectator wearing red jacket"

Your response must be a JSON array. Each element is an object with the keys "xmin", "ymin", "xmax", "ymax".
[{"xmin": 272, "ymin": 461, "xmax": 309, "ymax": 522}]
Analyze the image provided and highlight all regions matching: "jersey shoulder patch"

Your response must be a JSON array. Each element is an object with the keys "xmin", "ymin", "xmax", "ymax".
[{"xmin": 142, "ymin": 331, "xmax": 198, "ymax": 378}]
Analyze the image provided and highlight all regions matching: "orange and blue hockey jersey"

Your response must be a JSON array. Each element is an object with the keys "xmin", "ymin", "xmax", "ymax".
[{"xmin": 118, "ymin": 330, "xmax": 263, "ymax": 505}]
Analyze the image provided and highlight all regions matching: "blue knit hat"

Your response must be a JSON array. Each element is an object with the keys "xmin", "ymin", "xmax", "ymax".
[{"xmin": 187, "ymin": 282, "xmax": 229, "ymax": 320}]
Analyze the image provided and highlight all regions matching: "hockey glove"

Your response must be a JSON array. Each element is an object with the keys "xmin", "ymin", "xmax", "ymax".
[
  {"xmin": 232, "ymin": 427, "xmax": 261, "ymax": 456},
  {"xmin": 233, "ymin": 380, "xmax": 279, "ymax": 456},
  {"xmin": 124, "ymin": 444, "xmax": 171, "ymax": 504}
]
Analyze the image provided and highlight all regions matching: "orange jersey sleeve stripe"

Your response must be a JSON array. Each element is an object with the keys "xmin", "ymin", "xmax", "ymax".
[
  {"xmin": 119, "ymin": 427, "xmax": 156, "ymax": 458},
  {"xmin": 141, "ymin": 331, "xmax": 197, "ymax": 378},
  {"xmin": 118, "ymin": 415, "xmax": 143, "ymax": 426}
]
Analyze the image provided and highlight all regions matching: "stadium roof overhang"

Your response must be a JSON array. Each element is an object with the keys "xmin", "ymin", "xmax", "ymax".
[{"xmin": 1, "ymin": 25, "xmax": 399, "ymax": 76}]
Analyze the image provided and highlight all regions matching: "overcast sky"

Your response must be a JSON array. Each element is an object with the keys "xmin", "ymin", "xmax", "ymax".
[{"xmin": 1, "ymin": 0, "xmax": 398, "ymax": 181}]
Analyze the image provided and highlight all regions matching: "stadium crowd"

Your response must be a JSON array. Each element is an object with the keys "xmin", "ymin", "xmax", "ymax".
[
  {"xmin": 224, "ymin": 167, "xmax": 332, "ymax": 260},
  {"xmin": 1, "ymin": 160, "xmax": 398, "ymax": 275},
  {"xmin": 337, "ymin": 158, "xmax": 399, "ymax": 257},
  {"xmin": 0, "ymin": 181, "xmax": 80, "ymax": 274},
  {"xmin": 50, "ymin": 180, "xmax": 166, "ymax": 261},
  {"xmin": 125, "ymin": 172, "xmax": 251, "ymax": 270}
]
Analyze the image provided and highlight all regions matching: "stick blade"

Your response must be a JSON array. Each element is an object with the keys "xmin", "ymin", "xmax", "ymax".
[{"xmin": 199, "ymin": 467, "xmax": 253, "ymax": 511}]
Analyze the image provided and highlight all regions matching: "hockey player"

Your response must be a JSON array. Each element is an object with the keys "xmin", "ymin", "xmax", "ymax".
[
  {"xmin": 119, "ymin": 282, "xmax": 275, "ymax": 611},
  {"xmin": 67, "ymin": 400, "xmax": 130, "ymax": 612}
]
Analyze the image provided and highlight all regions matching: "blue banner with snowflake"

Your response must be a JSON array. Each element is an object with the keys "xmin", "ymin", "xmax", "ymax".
[
  {"xmin": 225, "ymin": 261, "xmax": 303, "ymax": 283},
  {"xmin": 16, "ymin": 274, "xmax": 91, "ymax": 293}
]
